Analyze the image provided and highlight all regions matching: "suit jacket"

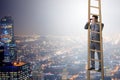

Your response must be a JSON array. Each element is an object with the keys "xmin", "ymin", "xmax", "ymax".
[{"xmin": 84, "ymin": 22, "xmax": 104, "ymax": 41}]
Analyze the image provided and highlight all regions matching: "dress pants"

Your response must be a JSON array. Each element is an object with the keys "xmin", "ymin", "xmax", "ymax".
[{"xmin": 90, "ymin": 42, "xmax": 101, "ymax": 68}]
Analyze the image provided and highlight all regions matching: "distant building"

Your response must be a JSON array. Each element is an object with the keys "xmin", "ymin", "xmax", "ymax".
[
  {"xmin": 0, "ymin": 16, "xmax": 16, "ymax": 63},
  {"xmin": 112, "ymin": 70, "xmax": 120, "ymax": 79},
  {"xmin": 93, "ymin": 76, "xmax": 111, "ymax": 80},
  {"xmin": 0, "ymin": 16, "xmax": 31, "ymax": 80},
  {"xmin": 0, "ymin": 62, "xmax": 31, "ymax": 80}
]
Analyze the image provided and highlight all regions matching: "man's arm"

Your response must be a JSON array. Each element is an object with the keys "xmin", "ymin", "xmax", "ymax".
[
  {"xmin": 84, "ymin": 20, "xmax": 91, "ymax": 29},
  {"xmin": 98, "ymin": 23, "xmax": 104, "ymax": 31},
  {"xmin": 102, "ymin": 23, "xmax": 104, "ymax": 30},
  {"xmin": 84, "ymin": 22, "xmax": 89, "ymax": 29}
]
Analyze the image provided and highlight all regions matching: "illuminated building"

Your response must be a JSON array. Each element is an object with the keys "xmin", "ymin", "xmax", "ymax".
[
  {"xmin": 0, "ymin": 16, "xmax": 16, "ymax": 63},
  {"xmin": 0, "ymin": 62, "xmax": 30, "ymax": 80},
  {"xmin": 0, "ymin": 16, "xmax": 31, "ymax": 80}
]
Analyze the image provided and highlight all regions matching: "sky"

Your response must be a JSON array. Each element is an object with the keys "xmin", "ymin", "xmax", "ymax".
[{"xmin": 0, "ymin": 0, "xmax": 120, "ymax": 36}]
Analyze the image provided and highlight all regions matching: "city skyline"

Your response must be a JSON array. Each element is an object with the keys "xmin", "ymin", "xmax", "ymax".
[
  {"xmin": 0, "ymin": 0, "xmax": 120, "ymax": 79},
  {"xmin": 0, "ymin": 0, "xmax": 120, "ymax": 36},
  {"xmin": 14, "ymin": 34, "xmax": 120, "ymax": 79}
]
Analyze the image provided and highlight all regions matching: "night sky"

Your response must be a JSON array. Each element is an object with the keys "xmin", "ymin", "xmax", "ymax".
[{"xmin": 0, "ymin": 0, "xmax": 120, "ymax": 36}]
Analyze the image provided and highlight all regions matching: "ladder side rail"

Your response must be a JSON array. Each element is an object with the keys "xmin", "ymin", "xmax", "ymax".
[
  {"xmin": 98, "ymin": 0, "xmax": 104, "ymax": 79},
  {"xmin": 87, "ymin": 0, "xmax": 91, "ymax": 80}
]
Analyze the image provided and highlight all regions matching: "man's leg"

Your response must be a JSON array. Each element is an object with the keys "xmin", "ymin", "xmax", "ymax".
[
  {"xmin": 91, "ymin": 51, "xmax": 95, "ymax": 68},
  {"xmin": 89, "ymin": 42, "xmax": 95, "ymax": 70},
  {"xmin": 97, "ymin": 52, "xmax": 101, "ymax": 69},
  {"xmin": 95, "ymin": 43, "xmax": 101, "ymax": 70}
]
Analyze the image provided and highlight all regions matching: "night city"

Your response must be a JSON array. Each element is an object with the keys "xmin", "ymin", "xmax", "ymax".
[{"xmin": 0, "ymin": 0, "xmax": 120, "ymax": 80}]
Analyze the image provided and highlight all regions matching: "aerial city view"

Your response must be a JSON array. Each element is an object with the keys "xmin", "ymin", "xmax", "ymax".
[{"xmin": 0, "ymin": 0, "xmax": 120, "ymax": 80}]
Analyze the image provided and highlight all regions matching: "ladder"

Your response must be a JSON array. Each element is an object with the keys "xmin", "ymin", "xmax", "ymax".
[{"xmin": 87, "ymin": 0, "xmax": 104, "ymax": 80}]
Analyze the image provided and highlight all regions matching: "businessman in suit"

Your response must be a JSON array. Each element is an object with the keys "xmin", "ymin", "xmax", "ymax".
[{"xmin": 84, "ymin": 15, "xmax": 104, "ymax": 71}]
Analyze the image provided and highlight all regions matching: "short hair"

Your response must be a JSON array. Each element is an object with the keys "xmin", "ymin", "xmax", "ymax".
[{"xmin": 92, "ymin": 15, "xmax": 98, "ymax": 20}]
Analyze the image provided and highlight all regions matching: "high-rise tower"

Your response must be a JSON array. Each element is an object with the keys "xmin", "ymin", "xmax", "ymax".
[
  {"xmin": 0, "ymin": 16, "xmax": 31, "ymax": 80},
  {"xmin": 0, "ymin": 16, "xmax": 16, "ymax": 63}
]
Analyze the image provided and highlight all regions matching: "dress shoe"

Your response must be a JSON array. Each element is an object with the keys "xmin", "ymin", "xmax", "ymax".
[
  {"xmin": 88, "ymin": 67, "xmax": 95, "ymax": 70},
  {"xmin": 97, "ymin": 68, "xmax": 101, "ymax": 72}
]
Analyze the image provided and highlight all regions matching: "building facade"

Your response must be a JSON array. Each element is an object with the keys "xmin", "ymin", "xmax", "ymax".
[
  {"xmin": 0, "ymin": 16, "xmax": 31, "ymax": 80},
  {"xmin": 0, "ymin": 63, "xmax": 31, "ymax": 80},
  {"xmin": 0, "ymin": 16, "xmax": 16, "ymax": 63}
]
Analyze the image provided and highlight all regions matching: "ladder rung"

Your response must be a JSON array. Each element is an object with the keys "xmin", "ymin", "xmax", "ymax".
[
  {"xmin": 91, "ymin": 59, "xmax": 101, "ymax": 62},
  {"xmin": 90, "ymin": 6, "xmax": 99, "ymax": 9},
  {"xmin": 90, "ymin": 13, "xmax": 99, "ymax": 16},
  {"xmin": 90, "ymin": 49, "xmax": 101, "ymax": 52},
  {"xmin": 91, "ymin": 40, "xmax": 100, "ymax": 43},
  {"xmin": 95, "ymin": 0, "xmax": 100, "ymax": 1},
  {"xmin": 90, "ymin": 30, "xmax": 100, "ymax": 34},
  {"xmin": 90, "ymin": 69, "xmax": 101, "ymax": 72}
]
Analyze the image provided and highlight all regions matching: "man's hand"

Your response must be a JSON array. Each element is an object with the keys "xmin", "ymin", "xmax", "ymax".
[{"xmin": 88, "ymin": 19, "xmax": 91, "ymax": 24}]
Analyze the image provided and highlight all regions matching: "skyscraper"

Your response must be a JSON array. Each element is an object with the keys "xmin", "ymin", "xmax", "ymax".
[
  {"xmin": 0, "ymin": 16, "xmax": 31, "ymax": 80},
  {"xmin": 0, "ymin": 16, "xmax": 16, "ymax": 63}
]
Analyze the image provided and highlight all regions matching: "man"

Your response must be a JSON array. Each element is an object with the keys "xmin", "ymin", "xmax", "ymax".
[{"xmin": 84, "ymin": 15, "xmax": 104, "ymax": 71}]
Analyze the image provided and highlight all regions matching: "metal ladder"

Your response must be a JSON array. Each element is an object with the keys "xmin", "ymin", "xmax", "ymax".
[{"xmin": 87, "ymin": 0, "xmax": 104, "ymax": 80}]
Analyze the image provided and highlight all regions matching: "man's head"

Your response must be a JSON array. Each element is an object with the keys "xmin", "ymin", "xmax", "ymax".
[{"xmin": 91, "ymin": 15, "xmax": 98, "ymax": 23}]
